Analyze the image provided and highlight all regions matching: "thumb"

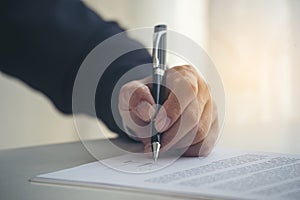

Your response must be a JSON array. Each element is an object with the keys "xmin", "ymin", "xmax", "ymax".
[{"xmin": 129, "ymin": 84, "xmax": 155, "ymax": 122}]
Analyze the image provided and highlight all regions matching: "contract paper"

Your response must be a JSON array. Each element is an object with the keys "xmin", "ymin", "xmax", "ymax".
[{"xmin": 31, "ymin": 148, "xmax": 300, "ymax": 200}]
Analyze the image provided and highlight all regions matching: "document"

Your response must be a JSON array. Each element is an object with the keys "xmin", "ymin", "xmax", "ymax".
[{"xmin": 31, "ymin": 148, "xmax": 300, "ymax": 200}]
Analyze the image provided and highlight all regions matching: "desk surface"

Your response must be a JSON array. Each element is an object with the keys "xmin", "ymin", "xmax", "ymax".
[
  {"xmin": 0, "ymin": 138, "xmax": 190, "ymax": 200},
  {"xmin": 2, "ymin": 137, "xmax": 299, "ymax": 200}
]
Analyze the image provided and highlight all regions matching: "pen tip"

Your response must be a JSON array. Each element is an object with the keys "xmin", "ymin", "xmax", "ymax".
[{"xmin": 152, "ymin": 142, "xmax": 161, "ymax": 162}]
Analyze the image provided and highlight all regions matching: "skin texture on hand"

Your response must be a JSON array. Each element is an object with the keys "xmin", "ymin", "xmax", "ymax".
[{"xmin": 118, "ymin": 65, "xmax": 219, "ymax": 157}]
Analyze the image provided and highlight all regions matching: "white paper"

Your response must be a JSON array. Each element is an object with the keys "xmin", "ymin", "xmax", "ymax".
[{"xmin": 31, "ymin": 148, "xmax": 300, "ymax": 200}]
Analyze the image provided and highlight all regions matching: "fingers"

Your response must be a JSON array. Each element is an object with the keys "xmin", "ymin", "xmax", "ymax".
[
  {"xmin": 134, "ymin": 101, "xmax": 155, "ymax": 122},
  {"xmin": 160, "ymin": 98, "xmax": 212, "ymax": 152},
  {"xmin": 130, "ymin": 87, "xmax": 154, "ymax": 121},
  {"xmin": 175, "ymin": 100, "xmax": 213, "ymax": 149},
  {"xmin": 160, "ymin": 99, "xmax": 202, "ymax": 151},
  {"xmin": 155, "ymin": 66, "xmax": 200, "ymax": 132},
  {"xmin": 119, "ymin": 76, "xmax": 154, "ymax": 106},
  {"xmin": 183, "ymin": 117, "xmax": 219, "ymax": 157},
  {"xmin": 118, "ymin": 65, "xmax": 219, "ymax": 158},
  {"xmin": 119, "ymin": 78, "xmax": 154, "ymax": 138},
  {"xmin": 128, "ymin": 82, "xmax": 155, "ymax": 121},
  {"xmin": 183, "ymin": 101, "xmax": 219, "ymax": 157},
  {"xmin": 154, "ymin": 65, "xmax": 212, "ymax": 154}
]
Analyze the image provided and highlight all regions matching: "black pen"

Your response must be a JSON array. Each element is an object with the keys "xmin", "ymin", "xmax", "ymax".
[{"xmin": 151, "ymin": 24, "xmax": 167, "ymax": 161}]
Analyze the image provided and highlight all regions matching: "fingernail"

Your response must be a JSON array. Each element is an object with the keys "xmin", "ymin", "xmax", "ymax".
[
  {"xmin": 155, "ymin": 117, "xmax": 171, "ymax": 132},
  {"xmin": 148, "ymin": 104, "xmax": 156, "ymax": 119},
  {"xmin": 136, "ymin": 101, "xmax": 151, "ymax": 121}
]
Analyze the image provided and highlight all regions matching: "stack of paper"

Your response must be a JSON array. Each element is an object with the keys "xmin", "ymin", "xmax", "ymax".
[{"xmin": 31, "ymin": 148, "xmax": 300, "ymax": 200}]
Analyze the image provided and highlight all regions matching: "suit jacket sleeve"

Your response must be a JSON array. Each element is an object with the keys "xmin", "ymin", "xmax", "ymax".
[{"xmin": 0, "ymin": 0, "xmax": 152, "ymax": 135}]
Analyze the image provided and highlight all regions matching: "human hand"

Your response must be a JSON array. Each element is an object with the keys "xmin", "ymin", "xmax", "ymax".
[{"xmin": 118, "ymin": 65, "xmax": 219, "ymax": 156}]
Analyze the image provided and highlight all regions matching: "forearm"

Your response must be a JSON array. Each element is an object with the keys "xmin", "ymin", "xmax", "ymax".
[{"xmin": 0, "ymin": 0, "xmax": 151, "ymax": 133}]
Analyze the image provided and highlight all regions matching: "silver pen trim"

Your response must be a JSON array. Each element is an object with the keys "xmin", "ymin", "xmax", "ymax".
[
  {"xmin": 151, "ymin": 142, "xmax": 161, "ymax": 162},
  {"xmin": 153, "ymin": 30, "xmax": 167, "ymax": 69},
  {"xmin": 154, "ymin": 68, "xmax": 165, "ymax": 76}
]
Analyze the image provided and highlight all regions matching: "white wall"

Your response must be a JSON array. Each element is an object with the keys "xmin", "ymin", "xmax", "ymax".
[{"xmin": 209, "ymin": 0, "xmax": 300, "ymax": 153}]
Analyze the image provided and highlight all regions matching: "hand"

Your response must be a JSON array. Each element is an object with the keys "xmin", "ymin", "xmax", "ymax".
[{"xmin": 118, "ymin": 65, "xmax": 219, "ymax": 157}]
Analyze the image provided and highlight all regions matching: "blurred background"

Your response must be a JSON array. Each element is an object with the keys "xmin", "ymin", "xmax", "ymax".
[{"xmin": 1, "ymin": 0, "xmax": 299, "ymax": 153}]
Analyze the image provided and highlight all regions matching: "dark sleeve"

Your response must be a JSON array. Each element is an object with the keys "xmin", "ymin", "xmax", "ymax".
[{"xmin": 0, "ymin": 0, "xmax": 152, "ymax": 134}]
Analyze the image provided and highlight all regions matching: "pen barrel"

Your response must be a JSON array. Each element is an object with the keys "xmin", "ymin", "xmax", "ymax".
[
  {"xmin": 151, "ymin": 25, "xmax": 168, "ymax": 138},
  {"xmin": 152, "ymin": 25, "xmax": 167, "ymax": 110},
  {"xmin": 151, "ymin": 125, "xmax": 161, "ymax": 143}
]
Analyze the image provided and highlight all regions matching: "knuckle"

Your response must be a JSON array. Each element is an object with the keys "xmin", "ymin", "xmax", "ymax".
[
  {"xmin": 200, "ymin": 122, "xmax": 207, "ymax": 132},
  {"xmin": 187, "ymin": 109, "xmax": 200, "ymax": 126},
  {"xmin": 173, "ymin": 66, "xmax": 199, "ymax": 95},
  {"xmin": 186, "ymin": 101, "xmax": 201, "ymax": 124},
  {"xmin": 122, "ymin": 81, "xmax": 138, "ymax": 91},
  {"xmin": 197, "ymin": 79, "xmax": 210, "ymax": 100},
  {"xmin": 188, "ymin": 81, "xmax": 198, "ymax": 95},
  {"xmin": 120, "ymin": 84, "xmax": 130, "ymax": 96},
  {"xmin": 134, "ymin": 84, "xmax": 149, "ymax": 95},
  {"xmin": 120, "ymin": 81, "xmax": 139, "ymax": 98},
  {"xmin": 130, "ymin": 85, "xmax": 150, "ymax": 104},
  {"xmin": 119, "ymin": 82, "xmax": 146, "ymax": 109},
  {"xmin": 197, "ymin": 125, "xmax": 208, "ymax": 139}
]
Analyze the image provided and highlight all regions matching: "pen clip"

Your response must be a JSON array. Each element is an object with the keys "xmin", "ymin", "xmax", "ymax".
[{"xmin": 153, "ymin": 30, "xmax": 167, "ymax": 70}]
